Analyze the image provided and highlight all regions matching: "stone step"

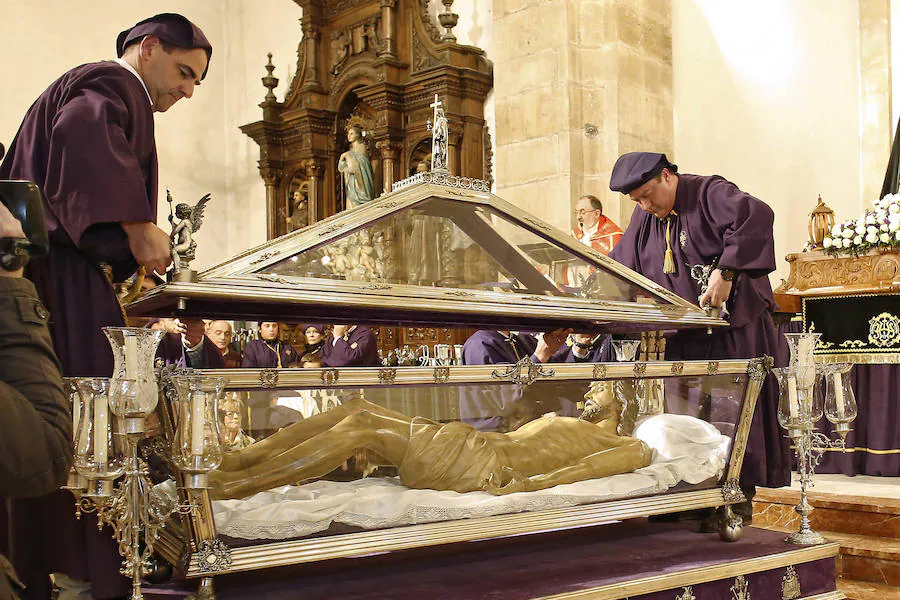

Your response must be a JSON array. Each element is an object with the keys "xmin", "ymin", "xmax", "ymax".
[
  {"xmin": 752, "ymin": 524, "xmax": 900, "ymax": 587},
  {"xmin": 837, "ymin": 578, "xmax": 900, "ymax": 600},
  {"xmin": 754, "ymin": 487, "xmax": 900, "ymax": 539}
]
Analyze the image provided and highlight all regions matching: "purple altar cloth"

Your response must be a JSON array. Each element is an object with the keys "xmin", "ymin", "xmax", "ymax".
[
  {"xmin": 779, "ymin": 320, "xmax": 900, "ymax": 476},
  {"xmin": 151, "ymin": 521, "xmax": 836, "ymax": 599}
]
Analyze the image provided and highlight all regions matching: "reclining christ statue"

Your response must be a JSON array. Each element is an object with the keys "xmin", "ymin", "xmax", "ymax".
[{"xmin": 209, "ymin": 383, "xmax": 653, "ymax": 500}]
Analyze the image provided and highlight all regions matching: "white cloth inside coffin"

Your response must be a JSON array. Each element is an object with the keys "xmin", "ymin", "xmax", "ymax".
[{"xmin": 163, "ymin": 414, "xmax": 731, "ymax": 540}]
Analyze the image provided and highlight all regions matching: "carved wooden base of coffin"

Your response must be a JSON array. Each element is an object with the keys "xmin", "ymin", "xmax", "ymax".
[{"xmin": 778, "ymin": 248, "xmax": 900, "ymax": 295}]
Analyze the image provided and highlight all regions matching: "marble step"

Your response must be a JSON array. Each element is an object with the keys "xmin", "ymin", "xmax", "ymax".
[
  {"xmin": 754, "ymin": 487, "xmax": 900, "ymax": 539},
  {"xmin": 837, "ymin": 578, "xmax": 900, "ymax": 600}
]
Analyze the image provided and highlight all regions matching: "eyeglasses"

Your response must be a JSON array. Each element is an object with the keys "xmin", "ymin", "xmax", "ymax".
[{"xmin": 574, "ymin": 209, "xmax": 600, "ymax": 217}]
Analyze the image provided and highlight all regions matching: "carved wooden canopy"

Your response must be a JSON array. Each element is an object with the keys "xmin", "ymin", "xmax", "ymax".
[{"xmin": 241, "ymin": 0, "xmax": 494, "ymax": 239}]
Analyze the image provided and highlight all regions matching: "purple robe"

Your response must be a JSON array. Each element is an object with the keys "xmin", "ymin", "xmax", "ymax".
[
  {"xmin": 0, "ymin": 61, "xmax": 157, "ymax": 599},
  {"xmin": 460, "ymin": 331, "xmax": 577, "ymax": 430},
  {"xmin": 241, "ymin": 340, "xmax": 297, "ymax": 368},
  {"xmin": 609, "ymin": 174, "xmax": 790, "ymax": 489},
  {"xmin": 321, "ymin": 327, "xmax": 379, "ymax": 367},
  {"xmin": 157, "ymin": 334, "xmax": 226, "ymax": 369}
]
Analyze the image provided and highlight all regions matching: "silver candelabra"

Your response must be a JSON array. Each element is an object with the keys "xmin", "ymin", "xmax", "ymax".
[
  {"xmin": 67, "ymin": 328, "xmax": 224, "ymax": 600},
  {"xmin": 771, "ymin": 332, "xmax": 857, "ymax": 545}
]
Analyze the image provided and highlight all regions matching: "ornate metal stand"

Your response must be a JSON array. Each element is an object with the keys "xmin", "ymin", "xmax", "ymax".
[
  {"xmin": 786, "ymin": 427, "xmax": 846, "ymax": 545},
  {"xmin": 79, "ymin": 430, "xmax": 194, "ymax": 600}
]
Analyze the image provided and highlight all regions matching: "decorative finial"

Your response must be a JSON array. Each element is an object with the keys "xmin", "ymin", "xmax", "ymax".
[
  {"xmin": 427, "ymin": 94, "xmax": 449, "ymax": 173},
  {"xmin": 438, "ymin": 0, "xmax": 458, "ymax": 42},
  {"xmin": 262, "ymin": 53, "xmax": 279, "ymax": 104}
]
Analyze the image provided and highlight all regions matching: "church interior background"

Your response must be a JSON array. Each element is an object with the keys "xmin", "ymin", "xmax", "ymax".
[{"xmin": 3, "ymin": 1, "xmax": 900, "ymax": 599}]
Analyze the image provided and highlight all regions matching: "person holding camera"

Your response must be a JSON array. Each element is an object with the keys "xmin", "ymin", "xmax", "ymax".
[
  {"xmin": 0, "ymin": 203, "xmax": 71, "ymax": 600},
  {"xmin": 0, "ymin": 13, "xmax": 213, "ymax": 600}
]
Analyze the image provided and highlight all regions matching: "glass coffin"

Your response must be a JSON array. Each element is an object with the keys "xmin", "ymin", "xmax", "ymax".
[{"xmin": 125, "ymin": 178, "xmax": 763, "ymax": 581}]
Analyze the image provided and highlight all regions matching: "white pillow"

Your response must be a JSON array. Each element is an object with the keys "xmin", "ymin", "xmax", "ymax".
[{"xmin": 633, "ymin": 414, "xmax": 731, "ymax": 462}]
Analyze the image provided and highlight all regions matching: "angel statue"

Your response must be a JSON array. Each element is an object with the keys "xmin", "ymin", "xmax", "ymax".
[{"xmin": 168, "ymin": 190, "xmax": 211, "ymax": 282}]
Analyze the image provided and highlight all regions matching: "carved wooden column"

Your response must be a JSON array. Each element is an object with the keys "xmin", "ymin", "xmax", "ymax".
[
  {"xmin": 261, "ymin": 167, "xmax": 283, "ymax": 240},
  {"xmin": 379, "ymin": 0, "xmax": 397, "ymax": 58},
  {"xmin": 302, "ymin": 22, "xmax": 321, "ymax": 87},
  {"xmin": 376, "ymin": 140, "xmax": 401, "ymax": 192},
  {"xmin": 448, "ymin": 131, "xmax": 463, "ymax": 176},
  {"xmin": 302, "ymin": 158, "xmax": 325, "ymax": 224}
]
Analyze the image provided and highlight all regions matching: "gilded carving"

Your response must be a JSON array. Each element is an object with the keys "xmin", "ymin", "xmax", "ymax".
[
  {"xmin": 633, "ymin": 362, "xmax": 647, "ymax": 378},
  {"xmin": 707, "ymin": 361, "xmax": 720, "ymax": 375},
  {"xmin": 782, "ymin": 249, "xmax": 900, "ymax": 294},
  {"xmin": 747, "ymin": 356, "xmax": 773, "ymax": 381},
  {"xmin": 259, "ymin": 369, "xmax": 279, "ymax": 388},
  {"xmin": 592, "ymin": 364, "xmax": 607, "ymax": 379},
  {"xmin": 675, "ymin": 587, "xmax": 696, "ymax": 600},
  {"xmin": 868, "ymin": 312, "xmax": 900, "ymax": 347},
  {"xmin": 250, "ymin": 251, "xmax": 281, "ymax": 265},
  {"xmin": 782, "ymin": 565, "xmax": 801, "ymax": 599},
  {"xmin": 195, "ymin": 538, "xmax": 232, "ymax": 573},
  {"xmin": 433, "ymin": 366, "xmax": 450, "ymax": 383},
  {"xmin": 491, "ymin": 356, "xmax": 555, "ymax": 386},
  {"xmin": 320, "ymin": 369, "xmax": 339, "ymax": 385},
  {"xmin": 670, "ymin": 361, "xmax": 684, "ymax": 375},
  {"xmin": 721, "ymin": 479, "xmax": 746, "ymax": 503},
  {"xmin": 378, "ymin": 368, "xmax": 397, "ymax": 384},
  {"xmin": 731, "ymin": 574, "xmax": 750, "ymax": 600}
]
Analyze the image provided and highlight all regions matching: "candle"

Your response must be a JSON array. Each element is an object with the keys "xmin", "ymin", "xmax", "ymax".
[
  {"xmin": 124, "ymin": 335, "xmax": 139, "ymax": 378},
  {"xmin": 833, "ymin": 372, "xmax": 846, "ymax": 418},
  {"xmin": 787, "ymin": 375, "xmax": 800, "ymax": 421},
  {"xmin": 93, "ymin": 390, "xmax": 109, "ymax": 468},
  {"xmin": 190, "ymin": 392, "xmax": 206, "ymax": 456}
]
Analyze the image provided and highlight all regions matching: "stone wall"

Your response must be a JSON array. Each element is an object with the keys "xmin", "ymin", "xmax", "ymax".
[{"xmin": 493, "ymin": 0, "xmax": 673, "ymax": 232}]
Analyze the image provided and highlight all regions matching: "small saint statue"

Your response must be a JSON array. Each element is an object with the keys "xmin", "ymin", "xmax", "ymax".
[
  {"xmin": 427, "ymin": 94, "xmax": 449, "ymax": 173},
  {"xmin": 168, "ymin": 190, "xmax": 211, "ymax": 282},
  {"xmin": 337, "ymin": 125, "xmax": 376, "ymax": 209},
  {"xmin": 285, "ymin": 187, "xmax": 308, "ymax": 232}
]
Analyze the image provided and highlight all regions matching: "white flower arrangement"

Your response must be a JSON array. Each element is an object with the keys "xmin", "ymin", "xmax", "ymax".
[{"xmin": 822, "ymin": 192, "xmax": 900, "ymax": 255}]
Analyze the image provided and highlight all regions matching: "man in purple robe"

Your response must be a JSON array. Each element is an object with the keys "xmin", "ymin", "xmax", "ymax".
[
  {"xmin": 461, "ymin": 329, "xmax": 574, "ymax": 430},
  {"xmin": 241, "ymin": 322, "xmax": 297, "ymax": 368},
  {"xmin": 607, "ymin": 152, "xmax": 790, "ymax": 498},
  {"xmin": 0, "ymin": 13, "xmax": 212, "ymax": 599},
  {"xmin": 321, "ymin": 325, "xmax": 380, "ymax": 367}
]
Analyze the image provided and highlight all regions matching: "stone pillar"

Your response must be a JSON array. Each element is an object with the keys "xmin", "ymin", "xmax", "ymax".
[
  {"xmin": 493, "ymin": 0, "xmax": 673, "ymax": 231},
  {"xmin": 859, "ymin": 0, "xmax": 892, "ymax": 203}
]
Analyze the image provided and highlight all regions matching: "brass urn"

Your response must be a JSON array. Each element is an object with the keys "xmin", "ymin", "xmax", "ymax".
[{"xmin": 808, "ymin": 195, "xmax": 835, "ymax": 247}]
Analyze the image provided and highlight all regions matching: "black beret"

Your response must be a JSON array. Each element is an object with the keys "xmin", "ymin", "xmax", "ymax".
[
  {"xmin": 609, "ymin": 152, "xmax": 678, "ymax": 194},
  {"xmin": 116, "ymin": 13, "xmax": 212, "ymax": 80}
]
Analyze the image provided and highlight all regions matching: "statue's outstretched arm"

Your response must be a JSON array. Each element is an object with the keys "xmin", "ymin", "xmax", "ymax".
[
  {"xmin": 485, "ymin": 437, "xmax": 652, "ymax": 495},
  {"xmin": 209, "ymin": 407, "xmax": 411, "ymax": 500}
]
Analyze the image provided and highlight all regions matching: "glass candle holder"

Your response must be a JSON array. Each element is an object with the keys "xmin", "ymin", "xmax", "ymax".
[
  {"xmin": 783, "ymin": 332, "xmax": 822, "ymax": 388},
  {"xmin": 73, "ymin": 378, "xmax": 131, "ymax": 497},
  {"xmin": 102, "ymin": 327, "xmax": 166, "ymax": 433},
  {"xmin": 62, "ymin": 378, "xmax": 88, "ymax": 493},
  {"xmin": 822, "ymin": 363, "xmax": 857, "ymax": 439},
  {"xmin": 171, "ymin": 375, "xmax": 225, "ymax": 489},
  {"xmin": 771, "ymin": 366, "xmax": 823, "ymax": 434},
  {"xmin": 611, "ymin": 339, "xmax": 641, "ymax": 362}
]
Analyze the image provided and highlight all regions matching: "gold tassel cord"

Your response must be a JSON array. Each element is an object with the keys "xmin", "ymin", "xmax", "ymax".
[{"xmin": 663, "ymin": 216, "xmax": 677, "ymax": 274}]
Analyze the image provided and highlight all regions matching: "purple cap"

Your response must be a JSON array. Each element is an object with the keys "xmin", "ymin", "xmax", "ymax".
[
  {"xmin": 116, "ymin": 13, "xmax": 212, "ymax": 80},
  {"xmin": 609, "ymin": 152, "xmax": 678, "ymax": 194},
  {"xmin": 302, "ymin": 324, "xmax": 326, "ymax": 333}
]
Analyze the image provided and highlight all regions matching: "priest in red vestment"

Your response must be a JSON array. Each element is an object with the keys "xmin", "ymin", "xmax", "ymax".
[
  {"xmin": 571, "ymin": 194, "xmax": 623, "ymax": 256},
  {"xmin": 0, "ymin": 13, "xmax": 212, "ymax": 600}
]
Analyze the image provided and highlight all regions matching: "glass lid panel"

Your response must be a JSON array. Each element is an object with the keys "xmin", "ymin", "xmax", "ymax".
[{"xmin": 259, "ymin": 197, "xmax": 668, "ymax": 304}]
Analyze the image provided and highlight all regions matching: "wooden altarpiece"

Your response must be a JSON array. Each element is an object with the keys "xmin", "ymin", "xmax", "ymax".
[{"xmin": 240, "ymin": 0, "xmax": 494, "ymax": 240}]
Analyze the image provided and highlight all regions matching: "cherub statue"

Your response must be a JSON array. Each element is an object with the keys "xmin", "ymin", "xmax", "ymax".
[{"xmin": 168, "ymin": 190, "xmax": 211, "ymax": 282}]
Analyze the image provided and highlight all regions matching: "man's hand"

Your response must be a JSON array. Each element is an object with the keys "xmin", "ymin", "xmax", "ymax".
[
  {"xmin": 0, "ymin": 202, "xmax": 27, "ymax": 278},
  {"xmin": 122, "ymin": 221, "xmax": 172, "ymax": 277},
  {"xmin": 534, "ymin": 328, "xmax": 573, "ymax": 363},
  {"xmin": 182, "ymin": 318, "xmax": 207, "ymax": 347},
  {"xmin": 332, "ymin": 325, "xmax": 349, "ymax": 339},
  {"xmin": 698, "ymin": 268, "xmax": 733, "ymax": 309}
]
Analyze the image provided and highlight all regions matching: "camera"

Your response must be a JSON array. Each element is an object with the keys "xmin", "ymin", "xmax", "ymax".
[{"xmin": 0, "ymin": 180, "xmax": 50, "ymax": 269}]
